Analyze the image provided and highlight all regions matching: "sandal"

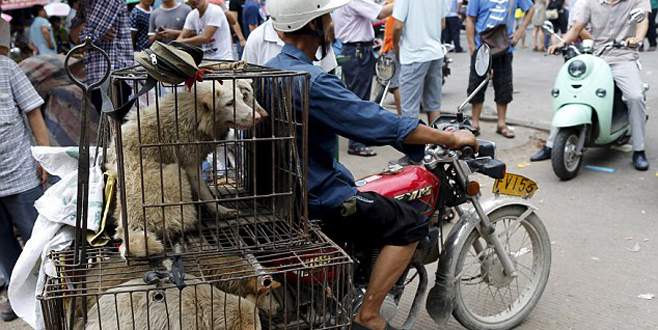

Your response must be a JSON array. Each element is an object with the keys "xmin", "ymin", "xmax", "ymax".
[
  {"xmin": 348, "ymin": 146, "xmax": 377, "ymax": 157},
  {"xmin": 496, "ymin": 125, "xmax": 516, "ymax": 139}
]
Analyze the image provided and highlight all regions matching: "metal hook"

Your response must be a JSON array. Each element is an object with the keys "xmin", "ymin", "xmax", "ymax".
[{"xmin": 64, "ymin": 37, "xmax": 112, "ymax": 93}]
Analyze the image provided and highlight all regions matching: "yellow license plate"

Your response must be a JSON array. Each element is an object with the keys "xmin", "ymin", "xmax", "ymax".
[{"xmin": 492, "ymin": 173, "xmax": 539, "ymax": 198}]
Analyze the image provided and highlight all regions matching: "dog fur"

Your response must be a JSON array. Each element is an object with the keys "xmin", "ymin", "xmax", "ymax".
[
  {"xmin": 196, "ymin": 254, "xmax": 281, "ymax": 315},
  {"xmin": 85, "ymin": 276, "xmax": 261, "ymax": 330},
  {"xmin": 107, "ymin": 80, "xmax": 267, "ymax": 258},
  {"xmin": 80, "ymin": 253, "xmax": 281, "ymax": 314}
]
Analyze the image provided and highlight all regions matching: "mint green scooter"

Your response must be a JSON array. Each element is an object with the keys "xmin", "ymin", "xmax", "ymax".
[{"xmin": 542, "ymin": 17, "xmax": 649, "ymax": 180}]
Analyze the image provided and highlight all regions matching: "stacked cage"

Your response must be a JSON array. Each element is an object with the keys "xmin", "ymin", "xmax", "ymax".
[{"xmin": 38, "ymin": 60, "xmax": 354, "ymax": 330}]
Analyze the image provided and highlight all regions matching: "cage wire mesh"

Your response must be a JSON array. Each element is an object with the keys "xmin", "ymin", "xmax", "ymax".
[{"xmin": 38, "ymin": 61, "xmax": 354, "ymax": 329}]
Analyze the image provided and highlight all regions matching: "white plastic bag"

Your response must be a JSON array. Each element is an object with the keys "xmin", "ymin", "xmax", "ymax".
[{"xmin": 9, "ymin": 146, "xmax": 105, "ymax": 329}]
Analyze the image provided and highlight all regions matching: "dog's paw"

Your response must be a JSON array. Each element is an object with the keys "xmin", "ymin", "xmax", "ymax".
[
  {"xmin": 218, "ymin": 206, "xmax": 239, "ymax": 218},
  {"xmin": 120, "ymin": 229, "xmax": 165, "ymax": 258},
  {"xmin": 207, "ymin": 204, "xmax": 239, "ymax": 219}
]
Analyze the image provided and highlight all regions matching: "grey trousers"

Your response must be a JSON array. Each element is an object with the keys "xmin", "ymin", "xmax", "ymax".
[
  {"xmin": 547, "ymin": 61, "xmax": 646, "ymax": 151},
  {"xmin": 399, "ymin": 58, "xmax": 444, "ymax": 119}
]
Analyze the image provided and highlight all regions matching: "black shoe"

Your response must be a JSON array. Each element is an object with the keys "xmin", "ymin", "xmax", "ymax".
[
  {"xmin": 633, "ymin": 151, "xmax": 649, "ymax": 171},
  {"xmin": 530, "ymin": 146, "xmax": 552, "ymax": 162},
  {"xmin": 0, "ymin": 301, "xmax": 17, "ymax": 322}
]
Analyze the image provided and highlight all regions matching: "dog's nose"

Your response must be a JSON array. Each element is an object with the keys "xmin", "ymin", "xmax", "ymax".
[{"xmin": 253, "ymin": 110, "xmax": 262, "ymax": 121}]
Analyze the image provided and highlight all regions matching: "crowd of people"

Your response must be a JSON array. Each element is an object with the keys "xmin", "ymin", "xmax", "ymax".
[{"xmin": 0, "ymin": 0, "xmax": 655, "ymax": 327}]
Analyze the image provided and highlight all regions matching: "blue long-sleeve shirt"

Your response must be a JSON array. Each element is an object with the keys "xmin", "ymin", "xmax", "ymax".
[{"xmin": 266, "ymin": 45, "xmax": 424, "ymax": 215}]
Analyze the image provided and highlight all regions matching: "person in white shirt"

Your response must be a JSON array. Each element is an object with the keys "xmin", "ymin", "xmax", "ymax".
[
  {"xmin": 392, "ymin": 0, "xmax": 448, "ymax": 124},
  {"xmin": 331, "ymin": 0, "xmax": 393, "ymax": 158},
  {"xmin": 241, "ymin": 18, "xmax": 338, "ymax": 72},
  {"xmin": 177, "ymin": 0, "xmax": 234, "ymax": 60}
]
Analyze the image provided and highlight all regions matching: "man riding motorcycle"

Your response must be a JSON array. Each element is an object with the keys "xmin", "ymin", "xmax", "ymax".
[
  {"xmin": 530, "ymin": 0, "xmax": 651, "ymax": 171},
  {"xmin": 264, "ymin": 1, "xmax": 478, "ymax": 329}
]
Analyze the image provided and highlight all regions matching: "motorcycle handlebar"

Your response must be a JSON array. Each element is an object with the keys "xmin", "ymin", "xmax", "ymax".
[
  {"xmin": 554, "ymin": 40, "xmax": 640, "ymax": 57},
  {"xmin": 427, "ymin": 144, "xmax": 476, "ymax": 161},
  {"xmin": 460, "ymin": 146, "xmax": 475, "ymax": 159}
]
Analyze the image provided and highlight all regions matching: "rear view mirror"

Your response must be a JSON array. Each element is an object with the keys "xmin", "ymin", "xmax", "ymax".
[
  {"xmin": 542, "ymin": 21, "xmax": 555, "ymax": 34},
  {"xmin": 474, "ymin": 44, "xmax": 491, "ymax": 77},
  {"xmin": 629, "ymin": 8, "xmax": 646, "ymax": 24},
  {"xmin": 375, "ymin": 55, "xmax": 395, "ymax": 81}
]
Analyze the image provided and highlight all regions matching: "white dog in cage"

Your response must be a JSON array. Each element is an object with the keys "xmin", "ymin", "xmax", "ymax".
[
  {"xmin": 107, "ymin": 79, "xmax": 268, "ymax": 258},
  {"xmin": 85, "ymin": 277, "xmax": 262, "ymax": 330}
]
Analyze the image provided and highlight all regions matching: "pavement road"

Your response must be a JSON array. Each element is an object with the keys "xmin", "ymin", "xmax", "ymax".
[{"xmin": 2, "ymin": 47, "xmax": 658, "ymax": 330}]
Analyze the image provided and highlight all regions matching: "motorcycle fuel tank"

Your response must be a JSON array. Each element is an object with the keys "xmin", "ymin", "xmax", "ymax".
[{"xmin": 356, "ymin": 165, "xmax": 440, "ymax": 217}]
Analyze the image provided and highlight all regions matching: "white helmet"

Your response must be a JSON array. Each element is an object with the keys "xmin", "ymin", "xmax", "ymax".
[{"xmin": 269, "ymin": 0, "xmax": 352, "ymax": 32}]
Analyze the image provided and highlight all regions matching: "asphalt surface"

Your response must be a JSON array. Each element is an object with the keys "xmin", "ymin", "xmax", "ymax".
[{"xmin": 2, "ymin": 46, "xmax": 658, "ymax": 330}]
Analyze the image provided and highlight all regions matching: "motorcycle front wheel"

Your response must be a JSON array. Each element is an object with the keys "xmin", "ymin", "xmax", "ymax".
[{"xmin": 452, "ymin": 205, "xmax": 551, "ymax": 330}]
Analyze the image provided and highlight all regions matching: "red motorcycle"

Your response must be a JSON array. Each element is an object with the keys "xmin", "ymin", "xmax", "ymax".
[
  {"xmin": 268, "ymin": 46, "xmax": 550, "ymax": 330},
  {"xmin": 345, "ymin": 45, "xmax": 552, "ymax": 330}
]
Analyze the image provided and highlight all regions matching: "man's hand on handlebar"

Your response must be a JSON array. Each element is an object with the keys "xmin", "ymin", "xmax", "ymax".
[
  {"xmin": 547, "ymin": 42, "xmax": 565, "ymax": 55},
  {"xmin": 404, "ymin": 125, "xmax": 478, "ymax": 152},
  {"xmin": 625, "ymin": 37, "xmax": 641, "ymax": 49},
  {"xmin": 448, "ymin": 129, "xmax": 479, "ymax": 152}
]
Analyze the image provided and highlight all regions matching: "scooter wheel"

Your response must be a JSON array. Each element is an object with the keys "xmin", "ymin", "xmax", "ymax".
[{"xmin": 551, "ymin": 128, "xmax": 583, "ymax": 181}]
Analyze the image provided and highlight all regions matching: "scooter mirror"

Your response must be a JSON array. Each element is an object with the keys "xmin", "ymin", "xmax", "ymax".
[
  {"xmin": 629, "ymin": 8, "xmax": 646, "ymax": 24},
  {"xmin": 542, "ymin": 21, "xmax": 555, "ymax": 34},
  {"xmin": 474, "ymin": 44, "xmax": 491, "ymax": 77}
]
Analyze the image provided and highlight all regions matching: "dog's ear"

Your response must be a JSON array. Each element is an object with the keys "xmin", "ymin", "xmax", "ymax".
[
  {"xmin": 199, "ymin": 81, "xmax": 223, "ymax": 113},
  {"xmin": 236, "ymin": 78, "xmax": 254, "ymax": 91}
]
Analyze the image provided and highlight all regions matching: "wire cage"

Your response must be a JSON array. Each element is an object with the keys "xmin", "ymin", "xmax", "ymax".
[
  {"xmin": 38, "ymin": 59, "xmax": 355, "ymax": 329},
  {"xmin": 107, "ymin": 61, "xmax": 315, "ymax": 258},
  {"xmin": 39, "ymin": 229, "xmax": 353, "ymax": 330}
]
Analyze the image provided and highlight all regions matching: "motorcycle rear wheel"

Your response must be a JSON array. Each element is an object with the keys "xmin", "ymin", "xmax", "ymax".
[{"xmin": 452, "ymin": 205, "xmax": 551, "ymax": 330}]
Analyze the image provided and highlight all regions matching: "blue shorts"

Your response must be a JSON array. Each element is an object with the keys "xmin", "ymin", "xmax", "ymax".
[{"xmin": 399, "ymin": 58, "xmax": 444, "ymax": 118}]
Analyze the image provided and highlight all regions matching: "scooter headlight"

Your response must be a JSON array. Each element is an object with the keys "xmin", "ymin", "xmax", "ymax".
[{"xmin": 568, "ymin": 60, "xmax": 587, "ymax": 79}]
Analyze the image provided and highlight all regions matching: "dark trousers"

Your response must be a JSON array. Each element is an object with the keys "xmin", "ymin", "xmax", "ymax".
[
  {"xmin": 648, "ymin": 9, "xmax": 657, "ymax": 47},
  {"xmin": 0, "ymin": 186, "xmax": 43, "ymax": 284},
  {"xmin": 443, "ymin": 16, "xmax": 463, "ymax": 52},
  {"xmin": 341, "ymin": 43, "xmax": 376, "ymax": 150}
]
